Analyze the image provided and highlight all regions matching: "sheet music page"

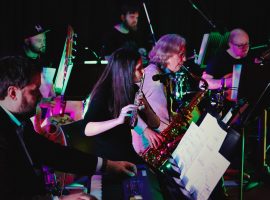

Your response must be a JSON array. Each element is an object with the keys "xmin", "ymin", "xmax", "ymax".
[
  {"xmin": 183, "ymin": 146, "xmax": 230, "ymax": 200},
  {"xmin": 171, "ymin": 113, "xmax": 229, "ymax": 200},
  {"xmin": 199, "ymin": 113, "xmax": 227, "ymax": 150},
  {"xmin": 172, "ymin": 122, "xmax": 207, "ymax": 179}
]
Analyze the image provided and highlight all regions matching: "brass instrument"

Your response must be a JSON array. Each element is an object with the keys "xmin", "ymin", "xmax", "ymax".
[{"xmin": 140, "ymin": 66, "xmax": 208, "ymax": 170}]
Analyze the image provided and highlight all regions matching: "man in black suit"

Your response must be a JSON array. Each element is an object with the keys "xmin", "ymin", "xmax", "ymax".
[{"xmin": 0, "ymin": 56, "xmax": 137, "ymax": 200}]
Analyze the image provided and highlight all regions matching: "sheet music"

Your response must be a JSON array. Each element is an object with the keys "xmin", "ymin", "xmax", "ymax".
[
  {"xmin": 199, "ymin": 113, "xmax": 227, "ymax": 150},
  {"xmin": 172, "ymin": 122, "xmax": 207, "ymax": 179},
  {"xmin": 184, "ymin": 146, "xmax": 230, "ymax": 200},
  {"xmin": 171, "ymin": 113, "xmax": 229, "ymax": 200}
]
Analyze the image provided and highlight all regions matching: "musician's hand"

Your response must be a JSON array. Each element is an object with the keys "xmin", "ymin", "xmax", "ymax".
[
  {"xmin": 33, "ymin": 105, "xmax": 45, "ymax": 134},
  {"xmin": 117, "ymin": 104, "xmax": 138, "ymax": 124},
  {"xmin": 53, "ymin": 95, "xmax": 67, "ymax": 108},
  {"xmin": 106, "ymin": 160, "xmax": 137, "ymax": 177},
  {"xmin": 223, "ymin": 73, "xmax": 232, "ymax": 89},
  {"xmin": 223, "ymin": 73, "xmax": 232, "ymax": 79},
  {"xmin": 144, "ymin": 127, "xmax": 164, "ymax": 149},
  {"xmin": 59, "ymin": 192, "xmax": 98, "ymax": 200},
  {"xmin": 39, "ymin": 97, "xmax": 56, "ymax": 109},
  {"xmin": 221, "ymin": 73, "xmax": 235, "ymax": 101},
  {"xmin": 136, "ymin": 93, "xmax": 145, "ymax": 111}
]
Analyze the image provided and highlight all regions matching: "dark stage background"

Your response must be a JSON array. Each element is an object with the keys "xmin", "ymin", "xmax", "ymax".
[
  {"xmin": 1, "ymin": 0, "xmax": 269, "ymax": 98},
  {"xmin": 1, "ymin": 3, "xmax": 270, "ymax": 195}
]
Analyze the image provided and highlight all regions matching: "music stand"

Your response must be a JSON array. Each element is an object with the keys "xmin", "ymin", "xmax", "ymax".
[
  {"xmin": 241, "ymin": 83, "xmax": 270, "ymax": 127},
  {"xmin": 238, "ymin": 82, "xmax": 270, "ymax": 200},
  {"xmin": 195, "ymin": 31, "xmax": 229, "ymax": 68}
]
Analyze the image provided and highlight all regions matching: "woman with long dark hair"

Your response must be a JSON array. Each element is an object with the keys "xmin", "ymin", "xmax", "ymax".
[{"xmin": 83, "ymin": 48, "xmax": 145, "ymax": 163}]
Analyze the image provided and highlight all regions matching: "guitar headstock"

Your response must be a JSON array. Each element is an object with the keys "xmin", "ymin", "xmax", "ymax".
[
  {"xmin": 66, "ymin": 25, "xmax": 77, "ymax": 66},
  {"xmin": 54, "ymin": 25, "xmax": 78, "ymax": 96}
]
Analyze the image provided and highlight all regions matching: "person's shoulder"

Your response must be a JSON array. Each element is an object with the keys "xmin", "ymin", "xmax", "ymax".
[
  {"xmin": 1, "ymin": 47, "xmax": 25, "ymax": 58},
  {"xmin": 101, "ymin": 26, "xmax": 121, "ymax": 48},
  {"xmin": 0, "ymin": 107, "xmax": 8, "ymax": 122},
  {"xmin": 207, "ymin": 50, "xmax": 228, "ymax": 64},
  {"xmin": 144, "ymin": 63, "xmax": 160, "ymax": 74},
  {"xmin": 213, "ymin": 50, "xmax": 229, "ymax": 59},
  {"xmin": 0, "ymin": 108, "xmax": 15, "ymax": 131},
  {"xmin": 242, "ymin": 53, "xmax": 254, "ymax": 63},
  {"xmin": 103, "ymin": 25, "xmax": 119, "ymax": 37},
  {"xmin": 113, "ymin": 24, "xmax": 122, "ymax": 33}
]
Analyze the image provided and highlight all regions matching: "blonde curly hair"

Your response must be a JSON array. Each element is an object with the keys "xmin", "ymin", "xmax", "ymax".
[{"xmin": 149, "ymin": 34, "xmax": 186, "ymax": 65}]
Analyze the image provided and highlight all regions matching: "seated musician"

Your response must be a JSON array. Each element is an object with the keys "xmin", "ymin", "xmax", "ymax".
[
  {"xmin": 132, "ymin": 33, "xmax": 227, "ymax": 199},
  {"xmin": 22, "ymin": 24, "xmax": 83, "ymax": 135},
  {"xmin": 0, "ymin": 56, "xmax": 137, "ymax": 200},
  {"xmin": 17, "ymin": 23, "xmax": 60, "ymax": 129},
  {"xmin": 201, "ymin": 28, "xmax": 251, "ymax": 114},
  {"xmin": 200, "ymin": 28, "xmax": 270, "ymax": 195},
  {"xmin": 132, "ymin": 33, "xmax": 187, "ymax": 153},
  {"xmin": 83, "ymin": 47, "xmax": 158, "ymax": 164}
]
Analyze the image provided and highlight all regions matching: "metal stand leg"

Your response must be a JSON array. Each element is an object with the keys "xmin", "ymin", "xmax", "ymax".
[
  {"xmin": 240, "ymin": 128, "xmax": 245, "ymax": 200},
  {"xmin": 243, "ymin": 109, "xmax": 268, "ymax": 192},
  {"xmin": 262, "ymin": 110, "xmax": 268, "ymax": 169},
  {"xmin": 253, "ymin": 109, "xmax": 268, "ymax": 180}
]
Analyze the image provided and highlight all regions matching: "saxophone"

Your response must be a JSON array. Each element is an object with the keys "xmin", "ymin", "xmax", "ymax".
[{"xmin": 140, "ymin": 66, "xmax": 208, "ymax": 170}]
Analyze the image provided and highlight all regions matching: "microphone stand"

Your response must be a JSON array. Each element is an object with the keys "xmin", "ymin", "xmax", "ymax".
[
  {"xmin": 141, "ymin": 1, "xmax": 157, "ymax": 44},
  {"xmin": 188, "ymin": 0, "xmax": 217, "ymax": 30}
]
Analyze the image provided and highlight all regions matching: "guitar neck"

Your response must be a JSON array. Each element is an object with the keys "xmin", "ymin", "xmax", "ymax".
[{"xmin": 54, "ymin": 25, "xmax": 75, "ymax": 96}]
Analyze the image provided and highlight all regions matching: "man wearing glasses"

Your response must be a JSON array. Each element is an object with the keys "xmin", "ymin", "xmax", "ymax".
[
  {"xmin": 201, "ymin": 28, "xmax": 251, "ymax": 113},
  {"xmin": 202, "ymin": 28, "xmax": 270, "ymax": 183}
]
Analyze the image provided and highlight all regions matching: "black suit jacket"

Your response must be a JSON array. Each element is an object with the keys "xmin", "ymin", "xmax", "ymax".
[{"xmin": 0, "ymin": 107, "xmax": 98, "ymax": 199}]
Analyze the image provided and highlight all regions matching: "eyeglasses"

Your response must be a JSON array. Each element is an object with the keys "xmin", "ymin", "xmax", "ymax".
[
  {"xmin": 231, "ymin": 42, "xmax": 250, "ymax": 49},
  {"xmin": 178, "ymin": 51, "xmax": 186, "ymax": 58}
]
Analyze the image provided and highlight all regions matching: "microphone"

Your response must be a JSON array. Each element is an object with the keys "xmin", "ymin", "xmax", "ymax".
[{"xmin": 152, "ymin": 73, "xmax": 174, "ymax": 81}]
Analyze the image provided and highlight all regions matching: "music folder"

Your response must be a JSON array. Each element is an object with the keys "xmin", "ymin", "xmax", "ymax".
[{"xmin": 170, "ymin": 112, "xmax": 242, "ymax": 200}]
